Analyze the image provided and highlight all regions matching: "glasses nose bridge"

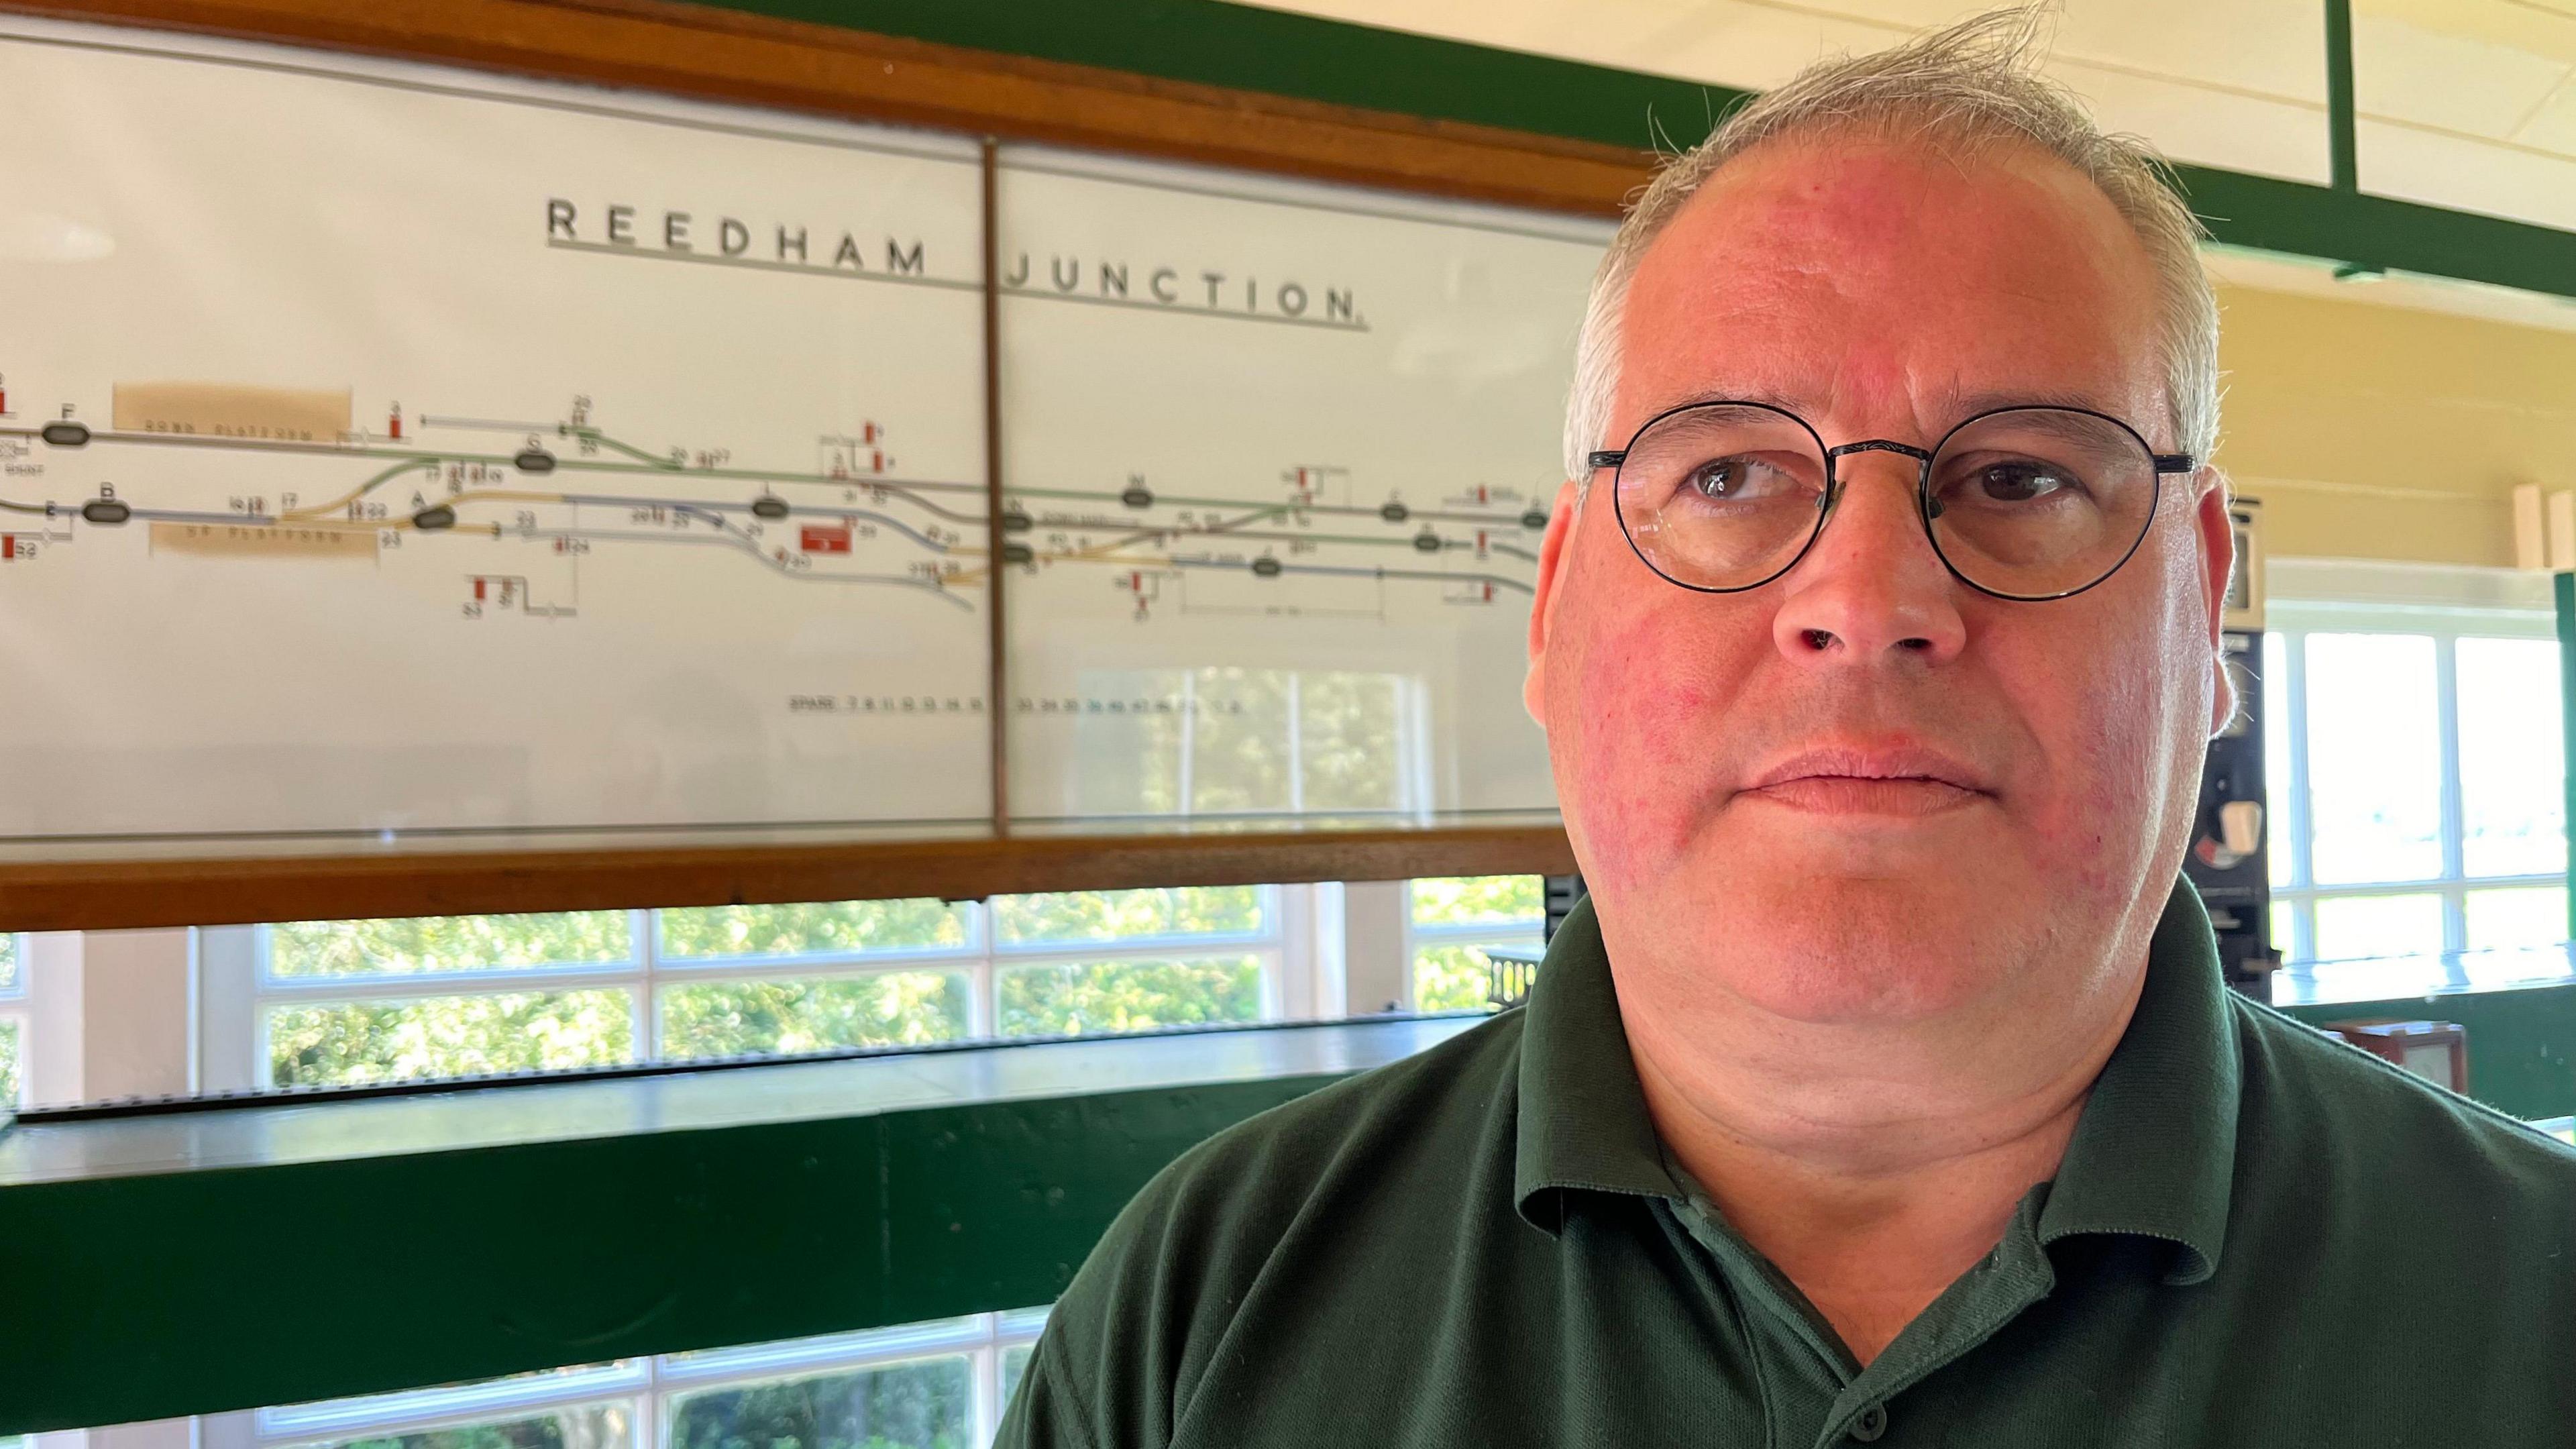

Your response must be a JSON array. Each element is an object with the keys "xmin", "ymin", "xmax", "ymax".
[{"xmin": 1819, "ymin": 436, "xmax": 1934, "ymax": 513}]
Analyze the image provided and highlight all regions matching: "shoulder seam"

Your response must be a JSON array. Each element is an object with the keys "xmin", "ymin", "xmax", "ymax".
[{"xmin": 1023, "ymin": 1320, "xmax": 1114, "ymax": 1449}]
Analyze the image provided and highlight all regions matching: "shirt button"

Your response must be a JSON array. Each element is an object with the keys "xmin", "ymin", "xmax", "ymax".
[{"xmin": 1848, "ymin": 1403, "xmax": 1888, "ymax": 1442}]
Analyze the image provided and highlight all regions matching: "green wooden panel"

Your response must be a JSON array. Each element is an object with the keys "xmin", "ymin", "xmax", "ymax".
[
  {"xmin": 705, "ymin": 0, "xmax": 2576, "ymax": 304},
  {"xmin": 0, "ymin": 1015, "xmax": 1482, "ymax": 1434},
  {"xmin": 2279, "ymin": 983, "xmax": 2576, "ymax": 1121}
]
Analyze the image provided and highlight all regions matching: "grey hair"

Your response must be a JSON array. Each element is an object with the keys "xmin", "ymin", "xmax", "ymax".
[{"xmin": 1564, "ymin": 5, "xmax": 2220, "ymax": 482}]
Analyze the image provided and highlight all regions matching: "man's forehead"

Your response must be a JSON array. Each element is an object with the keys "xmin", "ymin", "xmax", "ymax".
[{"xmin": 1613, "ymin": 138, "xmax": 2168, "ymax": 440}]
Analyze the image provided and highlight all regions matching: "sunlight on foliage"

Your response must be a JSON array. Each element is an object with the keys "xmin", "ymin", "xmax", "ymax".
[
  {"xmin": 1409, "ymin": 876, "xmax": 1543, "ymax": 928},
  {"xmin": 998, "ymin": 957, "xmax": 1261, "ymax": 1037},
  {"xmin": 659, "ymin": 974, "xmax": 969, "ymax": 1059},
  {"xmin": 310, "ymin": 1400, "xmax": 631, "ymax": 1449},
  {"xmin": 659, "ymin": 900, "xmax": 968, "ymax": 960},
  {"xmin": 671, "ymin": 1356, "xmax": 970, "ymax": 1449},
  {"xmin": 992, "ymin": 887, "xmax": 1263, "ymax": 945},
  {"xmin": 270, "ymin": 914, "xmax": 630, "ymax": 978},
  {"xmin": 268, "ymin": 991, "xmax": 634, "ymax": 1086},
  {"xmin": 1413, "ymin": 945, "xmax": 1509, "ymax": 1012}
]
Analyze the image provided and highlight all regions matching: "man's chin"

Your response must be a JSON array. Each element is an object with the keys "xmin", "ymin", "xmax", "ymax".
[{"xmin": 1606, "ymin": 867, "xmax": 2040, "ymax": 1024}]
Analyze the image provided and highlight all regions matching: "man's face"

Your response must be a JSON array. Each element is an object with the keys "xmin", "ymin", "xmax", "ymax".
[{"xmin": 1525, "ymin": 134, "xmax": 2231, "ymax": 1028}]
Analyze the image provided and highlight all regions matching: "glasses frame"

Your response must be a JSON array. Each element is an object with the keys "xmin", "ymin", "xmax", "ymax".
[{"xmin": 1587, "ymin": 400, "xmax": 2199, "ymax": 602}]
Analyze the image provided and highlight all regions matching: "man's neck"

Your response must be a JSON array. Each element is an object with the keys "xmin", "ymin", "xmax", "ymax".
[{"xmin": 1624, "ymin": 963, "xmax": 2147, "ymax": 1368}]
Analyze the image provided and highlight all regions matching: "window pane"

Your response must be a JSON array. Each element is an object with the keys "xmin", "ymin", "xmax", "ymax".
[
  {"xmin": 1001, "ymin": 1345, "xmax": 1034, "ymax": 1409},
  {"xmin": 2263, "ymin": 631, "xmax": 2294, "ymax": 890},
  {"xmin": 1183, "ymin": 667, "xmax": 1293, "ymax": 813},
  {"xmin": 285, "ymin": 1399, "xmax": 632, "ymax": 1449},
  {"xmin": 991, "ymin": 887, "xmax": 1265, "ymax": 945},
  {"xmin": 658, "ymin": 973, "xmax": 969, "ymax": 1059},
  {"xmin": 2465, "ymin": 885, "xmax": 2569, "ymax": 951},
  {"xmin": 1410, "ymin": 876, "xmax": 1543, "ymax": 927},
  {"xmin": 270, "ymin": 914, "xmax": 630, "ymax": 979},
  {"xmin": 1299, "ymin": 672, "xmax": 1405, "ymax": 811},
  {"xmin": 0, "ymin": 930, "xmax": 17, "ymax": 994},
  {"xmin": 0, "ymin": 1018, "xmax": 19, "ymax": 1107},
  {"xmin": 658, "ymin": 900, "xmax": 968, "ymax": 961},
  {"xmin": 268, "ymin": 991, "xmax": 635, "ymax": 1087},
  {"xmin": 2304, "ymin": 634, "xmax": 2443, "ymax": 885},
  {"xmin": 2270, "ymin": 900, "xmax": 2298, "ymax": 964},
  {"xmin": 1414, "ymin": 943, "xmax": 1523, "ymax": 1012},
  {"xmin": 2311, "ymin": 894, "xmax": 2445, "ymax": 963},
  {"xmin": 2456, "ymin": 637, "xmax": 2566, "ymax": 878},
  {"xmin": 668, "ymin": 1354, "xmax": 969, "ymax": 1449},
  {"xmin": 998, "ymin": 957, "xmax": 1262, "ymax": 1036}
]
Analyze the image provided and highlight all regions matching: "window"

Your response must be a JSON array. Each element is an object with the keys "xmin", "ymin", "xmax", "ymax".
[
  {"xmin": 227, "ymin": 888, "xmax": 1289, "ymax": 1090},
  {"xmin": 0, "ymin": 930, "xmax": 25, "ymax": 1108},
  {"xmin": 1407, "ymin": 876, "xmax": 1546, "ymax": 1011},
  {"xmin": 2265, "ymin": 565, "xmax": 2567, "ymax": 974},
  {"xmin": 239, "ymin": 1311, "xmax": 1045, "ymax": 1449},
  {"xmin": 1070, "ymin": 665, "xmax": 1428, "ymax": 818}
]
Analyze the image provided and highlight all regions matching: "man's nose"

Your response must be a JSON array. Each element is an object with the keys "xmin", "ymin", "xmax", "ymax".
[{"xmin": 1770, "ymin": 455, "xmax": 1969, "ymax": 664}]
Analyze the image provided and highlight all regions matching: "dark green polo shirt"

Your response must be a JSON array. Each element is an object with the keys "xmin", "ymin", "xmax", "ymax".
[{"xmin": 998, "ymin": 878, "xmax": 2576, "ymax": 1447}]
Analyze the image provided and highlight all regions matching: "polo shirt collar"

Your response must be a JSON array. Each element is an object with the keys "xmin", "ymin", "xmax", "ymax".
[
  {"xmin": 2033, "ymin": 874, "xmax": 2241, "ymax": 1285},
  {"xmin": 1513, "ymin": 893, "xmax": 1679, "ymax": 1231},
  {"xmin": 1511, "ymin": 875, "xmax": 2243, "ymax": 1287}
]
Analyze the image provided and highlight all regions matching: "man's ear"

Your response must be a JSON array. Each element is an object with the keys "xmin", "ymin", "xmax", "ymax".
[
  {"xmin": 1523, "ymin": 478, "xmax": 1582, "ymax": 727},
  {"xmin": 2194, "ymin": 468, "xmax": 2238, "ymax": 737}
]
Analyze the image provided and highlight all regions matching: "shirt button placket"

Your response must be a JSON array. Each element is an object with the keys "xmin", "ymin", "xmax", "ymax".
[{"xmin": 1846, "ymin": 1403, "xmax": 1888, "ymax": 1442}]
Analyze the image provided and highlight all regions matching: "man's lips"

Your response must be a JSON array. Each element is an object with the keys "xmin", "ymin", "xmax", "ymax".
[{"xmin": 1739, "ymin": 747, "xmax": 1993, "ymax": 816}]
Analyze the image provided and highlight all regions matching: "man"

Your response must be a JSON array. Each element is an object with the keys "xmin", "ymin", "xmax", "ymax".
[{"xmin": 1000, "ymin": 11, "xmax": 2576, "ymax": 1446}]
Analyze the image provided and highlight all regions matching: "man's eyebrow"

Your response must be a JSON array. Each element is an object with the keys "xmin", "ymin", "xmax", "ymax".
[{"xmin": 1638, "ymin": 385, "xmax": 2131, "ymax": 429}]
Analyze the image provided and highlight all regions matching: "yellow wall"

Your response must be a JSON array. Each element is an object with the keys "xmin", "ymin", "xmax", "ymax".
[{"xmin": 2214, "ymin": 282, "xmax": 2576, "ymax": 566}]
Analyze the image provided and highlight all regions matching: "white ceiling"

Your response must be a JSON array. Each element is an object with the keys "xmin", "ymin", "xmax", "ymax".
[{"xmin": 1236, "ymin": 0, "xmax": 2576, "ymax": 233}]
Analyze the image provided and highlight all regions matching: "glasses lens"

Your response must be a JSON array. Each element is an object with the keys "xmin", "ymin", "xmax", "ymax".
[
  {"xmin": 1926, "ymin": 409, "xmax": 2161, "ymax": 598},
  {"xmin": 1615, "ymin": 404, "xmax": 1830, "ymax": 590}
]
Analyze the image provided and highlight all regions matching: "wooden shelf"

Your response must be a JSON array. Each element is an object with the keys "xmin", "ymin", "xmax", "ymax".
[{"xmin": 0, "ymin": 818, "xmax": 1576, "ymax": 928}]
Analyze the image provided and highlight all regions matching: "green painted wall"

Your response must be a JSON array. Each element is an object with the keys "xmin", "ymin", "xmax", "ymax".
[
  {"xmin": 2279, "ymin": 985, "xmax": 2576, "ymax": 1122},
  {"xmin": 706, "ymin": 0, "xmax": 1739, "ymax": 150},
  {"xmin": 686, "ymin": 1, "xmax": 2576, "ymax": 301}
]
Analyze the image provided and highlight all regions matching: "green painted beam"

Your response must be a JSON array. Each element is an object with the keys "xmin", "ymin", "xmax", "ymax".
[
  {"xmin": 0, "ymin": 1017, "xmax": 1477, "ymax": 1434},
  {"xmin": 701, "ymin": 0, "xmax": 2576, "ymax": 304},
  {"xmin": 721, "ymin": 0, "xmax": 1740, "ymax": 152},
  {"xmin": 2322, "ymin": 0, "xmax": 2357, "ymax": 195},
  {"xmin": 2279, "ymin": 982, "xmax": 2576, "ymax": 1121}
]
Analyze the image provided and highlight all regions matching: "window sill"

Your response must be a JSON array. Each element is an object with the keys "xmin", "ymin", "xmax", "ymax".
[{"xmin": 2270, "ymin": 942, "xmax": 2576, "ymax": 1007}]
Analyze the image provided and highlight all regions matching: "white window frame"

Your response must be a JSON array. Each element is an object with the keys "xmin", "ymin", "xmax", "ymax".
[
  {"xmin": 203, "ymin": 888, "xmax": 1313, "ymax": 1092},
  {"xmin": 201, "ymin": 1307, "xmax": 1047, "ymax": 1449},
  {"xmin": 0, "ymin": 930, "xmax": 26, "ymax": 1108},
  {"xmin": 2267, "ymin": 560, "xmax": 2565, "ymax": 976}
]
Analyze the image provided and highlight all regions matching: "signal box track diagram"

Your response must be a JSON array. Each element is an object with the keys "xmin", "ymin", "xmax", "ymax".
[{"xmin": 0, "ymin": 17, "xmax": 1607, "ymax": 847}]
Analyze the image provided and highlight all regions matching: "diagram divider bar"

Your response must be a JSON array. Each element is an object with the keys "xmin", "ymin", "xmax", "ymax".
[{"xmin": 983, "ymin": 135, "xmax": 1011, "ymax": 835}]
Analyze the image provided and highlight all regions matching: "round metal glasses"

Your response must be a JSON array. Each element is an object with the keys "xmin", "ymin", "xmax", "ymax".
[{"xmin": 1587, "ymin": 400, "xmax": 2198, "ymax": 602}]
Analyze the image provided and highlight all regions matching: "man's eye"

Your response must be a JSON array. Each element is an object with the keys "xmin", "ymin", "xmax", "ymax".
[
  {"xmin": 1683, "ymin": 458, "xmax": 1785, "ymax": 500},
  {"xmin": 1974, "ymin": 462, "xmax": 2070, "ymax": 502}
]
